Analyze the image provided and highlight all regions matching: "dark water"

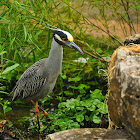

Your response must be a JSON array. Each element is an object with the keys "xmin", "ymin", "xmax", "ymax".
[
  {"xmin": 0, "ymin": 99, "xmax": 44, "ymax": 139},
  {"xmin": 0, "ymin": 93, "xmax": 59, "ymax": 139}
]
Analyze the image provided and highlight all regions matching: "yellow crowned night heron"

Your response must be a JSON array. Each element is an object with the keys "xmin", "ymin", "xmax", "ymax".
[{"xmin": 12, "ymin": 27, "xmax": 83, "ymax": 132}]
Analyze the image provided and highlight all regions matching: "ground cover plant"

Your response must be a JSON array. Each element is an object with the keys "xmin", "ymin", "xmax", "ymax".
[{"xmin": 0, "ymin": 0, "xmax": 139, "ymax": 139}]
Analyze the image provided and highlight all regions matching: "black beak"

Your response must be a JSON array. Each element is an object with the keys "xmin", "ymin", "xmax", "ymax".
[{"xmin": 67, "ymin": 41, "xmax": 83, "ymax": 54}]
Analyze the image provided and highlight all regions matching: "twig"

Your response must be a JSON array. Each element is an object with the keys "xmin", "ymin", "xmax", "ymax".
[
  {"xmin": 121, "ymin": 0, "xmax": 136, "ymax": 34},
  {"xmin": 120, "ymin": 17, "xmax": 127, "ymax": 37},
  {"xmin": 83, "ymin": 49, "xmax": 109, "ymax": 64}
]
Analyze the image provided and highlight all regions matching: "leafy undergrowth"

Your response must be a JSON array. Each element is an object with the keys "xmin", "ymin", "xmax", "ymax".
[
  {"xmin": 14, "ymin": 89, "xmax": 108, "ymax": 139},
  {"xmin": 42, "ymin": 89, "xmax": 108, "ymax": 133}
]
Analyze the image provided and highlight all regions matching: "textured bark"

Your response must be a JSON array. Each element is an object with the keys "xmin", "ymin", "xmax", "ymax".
[{"xmin": 108, "ymin": 45, "xmax": 140, "ymax": 139}]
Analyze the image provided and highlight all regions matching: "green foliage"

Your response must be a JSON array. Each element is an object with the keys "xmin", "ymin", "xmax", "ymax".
[
  {"xmin": 40, "ymin": 89, "xmax": 107, "ymax": 134},
  {"xmin": 2, "ymin": 63, "xmax": 19, "ymax": 74},
  {"xmin": 0, "ymin": 98, "xmax": 12, "ymax": 116}
]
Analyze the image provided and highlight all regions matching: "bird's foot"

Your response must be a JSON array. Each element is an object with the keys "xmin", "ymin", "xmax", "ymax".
[
  {"xmin": 30, "ymin": 100, "xmax": 49, "ymax": 119},
  {"xmin": 41, "ymin": 111, "xmax": 48, "ymax": 120}
]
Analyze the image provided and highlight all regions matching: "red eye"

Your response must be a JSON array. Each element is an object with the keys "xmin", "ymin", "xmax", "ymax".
[{"xmin": 62, "ymin": 38, "xmax": 68, "ymax": 41}]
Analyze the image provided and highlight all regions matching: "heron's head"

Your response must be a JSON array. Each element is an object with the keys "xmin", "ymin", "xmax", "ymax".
[{"xmin": 53, "ymin": 30, "xmax": 83, "ymax": 54}]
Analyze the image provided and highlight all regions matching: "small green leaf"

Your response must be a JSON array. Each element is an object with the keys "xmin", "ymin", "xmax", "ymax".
[
  {"xmin": 53, "ymin": 119, "xmax": 61, "ymax": 125},
  {"xmin": 96, "ymin": 102, "xmax": 103, "ymax": 108},
  {"xmin": 85, "ymin": 115, "xmax": 89, "ymax": 121},
  {"xmin": 78, "ymin": 84, "xmax": 90, "ymax": 93},
  {"xmin": 9, "ymin": 123, "xmax": 13, "ymax": 128},
  {"xmin": 60, "ymin": 73, "xmax": 67, "ymax": 79},
  {"xmin": 10, "ymin": 37, "xmax": 16, "ymax": 48},
  {"xmin": 78, "ymin": 84, "xmax": 90, "ymax": 90},
  {"xmin": 97, "ymin": 103, "xmax": 108, "ymax": 114},
  {"xmin": 58, "ymin": 102, "xmax": 66, "ymax": 108},
  {"xmin": 50, "ymin": 125, "xmax": 55, "ymax": 131},
  {"xmin": 4, "ymin": 107, "xmax": 12, "ymax": 113},
  {"xmin": 90, "ymin": 89, "xmax": 105, "ymax": 101},
  {"xmin": 64, "ymin": 91, "xmax": 74, "ymax": 96},
  {"xmin": 40, "ymin": 125, "xmax": 48, "ymax": 132},
  {"xmin": 2, "ymin": 63, "xmax": 19, "ymax": 74},
  {"xmin": 69, "ymin": 85, "xmax": 78, "ymax": 89},
  {"xmin": 76, "ymin": 106, "xmax": 84, "ymax": 111},
  {"xmin": 0, "ymin": 91, "xmax": 9, "ymax": 95},
  {"xmin": 80, "ymin": 100, "xmax": 92, "ymax": 108},
  {"xmin": 0, "ymin": 51, "xmax": 7, "ymax": 55},
  {"xmin": 88, "ymin": 105, "xmax": 96, "ymax": 111},
  {"xmin": 68, "ymin": 76, "xmax": 82, "ymax": 82},
  {"xmin": 18, "ymin": 116, "xmax": 30, "ymax": 122},
  {"xmin": 95, "ymin": 48, "xmax": 103, "ymax": 53},
  {"xmin": 66, "ymin": 98, "xmax": 79, "ymax": 109},
  {"xmin": 68, "ymin": 122, "xmax": 80, "ymax": 128},
  {"xmin": 23, "ymin": 25, "xmax": 27, "ymax": 41},
  {"xmin": 92, "ymin": 99, "xmax": 101, "ymax": 105},
  {"xmin": 76, "ymin": 114, "xmax": 84, "ymax": 122},
  {"xmin": 92, "ymin": 115, "xmax": 101, "ymax": 124}
]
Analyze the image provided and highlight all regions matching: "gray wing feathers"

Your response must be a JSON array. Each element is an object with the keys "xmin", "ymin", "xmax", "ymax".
[{"xmin": 12, "ymin": 58, "xmax": 47, "ymax": 101}]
